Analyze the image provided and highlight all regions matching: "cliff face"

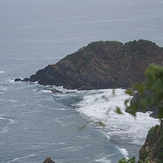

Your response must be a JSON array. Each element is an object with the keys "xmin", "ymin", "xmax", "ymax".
[
  {"xmin": 20, "ymin": 39, "xmax": 163, "ymax": 89},
  {"xmin": 139, "ymin": 121, "xmax": 163, "ymax": 163}
]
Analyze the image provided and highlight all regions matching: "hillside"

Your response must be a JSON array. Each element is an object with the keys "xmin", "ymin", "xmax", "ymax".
[{"xmin": 16, "ymin": 39, "xmax": 163, "ymax": 90}]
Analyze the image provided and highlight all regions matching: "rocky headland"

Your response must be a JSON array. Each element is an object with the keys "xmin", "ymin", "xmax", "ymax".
[
  {"xmin": 16, "ymin": 39, "xmax": 163, "ymax": 90},
  {"xmin": 15, "ymin": 39, "xmax": 163, "ymax": 163}
]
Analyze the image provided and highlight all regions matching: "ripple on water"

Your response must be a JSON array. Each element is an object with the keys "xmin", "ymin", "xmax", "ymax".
[
  {"xmin": 7, "ymin": 154, "xmax": 36, "ymax": 163},
  {"xmin": 0, "ymin": 70, "xmax": 5, "ymax": 74},
  {"xmin": 0, "ymin": 116, "xmax": 15, "ymax": 134}
]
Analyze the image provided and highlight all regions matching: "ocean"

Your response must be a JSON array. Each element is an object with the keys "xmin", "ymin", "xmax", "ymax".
[{"xmin": 0, "ymin": 0, "xmax": 162, "ymax": 162}]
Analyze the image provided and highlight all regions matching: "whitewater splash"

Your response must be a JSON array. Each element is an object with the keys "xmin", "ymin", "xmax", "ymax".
[
  {"xmin": 76, "ymin": 89, "xmax": 159, "ymax": 152},
  {"xmin": 50, "ymin": 87, "xmax": 160, "ymax": 158},
  {"xmin": 51, "ymin": 87, "xmax": 159, "ymax": 147}
]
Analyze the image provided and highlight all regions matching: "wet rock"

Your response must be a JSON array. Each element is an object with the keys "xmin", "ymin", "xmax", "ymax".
[
  {"xmin": 14, "ymin": 77, "xmax": 30, "ymax": 82},
  {"xmin": 14, "ymin": 78, "xmax": 22, "ymax": 82},
  {"xmin": 22, "ymin": 77, "xmax": 30, "ymax": 82},
  {"xmin": 128, "ymin": 92, "xmax": 161, "ymax": 118}
]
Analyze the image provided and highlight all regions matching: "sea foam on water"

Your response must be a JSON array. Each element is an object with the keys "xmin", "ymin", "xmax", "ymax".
[{"xmin": 76, "ymin": 89, "xmax": 159, "ymax": 155}]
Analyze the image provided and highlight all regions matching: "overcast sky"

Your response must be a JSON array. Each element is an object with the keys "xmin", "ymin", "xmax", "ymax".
[
  {"xmin": 1, "ymin": 0, "xmax": 159, "ymax": 23},
  {"xmin": 0, "ymin": 0, "xmax": 162, "ymax": 46}
]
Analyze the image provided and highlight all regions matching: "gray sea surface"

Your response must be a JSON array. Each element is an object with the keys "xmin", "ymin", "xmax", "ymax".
[{"xmin": 0, "ymin": 0, "xmax": 162, "ymax": 162}]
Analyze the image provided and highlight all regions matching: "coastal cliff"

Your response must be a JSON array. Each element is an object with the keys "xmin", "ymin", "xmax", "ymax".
[
  {"xmin": 17, "ymin": 39, "xmax": 163, "ymax": 90},
  {"xmin": 139, "ymin": 121, "xmax": 163, "ymax": 163}
]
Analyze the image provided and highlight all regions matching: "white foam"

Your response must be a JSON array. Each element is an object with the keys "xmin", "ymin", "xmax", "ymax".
[
  {"xmin": 0, "ymin": 70, "xmax": 5, "ymax": 74},
  {"xmin": 76, "ymin": 89, "xmax": 160, "ymax": 147},
  {"xmin": 77, "ymin": 89, "xmax": 129, "ymax": 121},
  {"xmin": 95, "ymin": 155, "xmax": 113, "ymax": 163},
  {"xmin": 40, "ymin": 89, "xmax": 52, "ymax": 93},
  {"xmin": 49, "ymin": 107, "xmax": 68, "ymax": 111},
  {"xmin": 62, "ymin": 146, "xmax": 78, "ymax": 152},
  {"xmin": 7, "ymin": 154, "xmax": 36, "ymax": 163},
  {"xmin": 117, "ymin": 147, "xmax": 129, "ymax": 159}
]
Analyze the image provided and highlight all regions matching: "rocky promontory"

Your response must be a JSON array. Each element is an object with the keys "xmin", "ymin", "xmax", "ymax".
[{"xmin": 16, "ymin": 39, "xmax": 163, "ymax": 90}]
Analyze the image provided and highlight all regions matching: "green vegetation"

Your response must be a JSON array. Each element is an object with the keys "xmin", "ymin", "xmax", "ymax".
[
  {"xmin": 64, "ymin": 41, "xmax": 163, "ymax": 163},
  {"xmin": 147, "ymin": 125, "xmax": 159, "ymax": 141},
  {"xmin": 65, "ymin": 39, "xmax": 160, "ymax": 65},
  {"xmin": 154, "ymin": 123, "xmax": 163, "ymax": 161},
  {"xmin": 65, "ymin": 40, "xmax": 123, "ymax": 63},
  {"xmin": 87, "ymin": 40, "xmax": 123, "ymax": 50},
  {"xmin": 124, "ymin": 39, "xmax": 158, "ymax": 56},
  {"xmin": 82, "ymin": 52, "xmax": 94, "ymax": 63},
  {"xmin": 65, "ymin": 49, "xmax": 84, "ymax": 63},
  {"xmin": 118, "ymin": 64, "xmax": 163, "ymax": 163},
  {"xmin": 118, "ymin": 157, "xmax": 136, "ymax": 163},
  {"xmin": 125, "ymin": 64, "xmax": 163, "ymax": 118}
]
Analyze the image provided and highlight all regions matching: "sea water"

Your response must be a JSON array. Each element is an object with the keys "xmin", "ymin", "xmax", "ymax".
[{"xmin": 0, "ymin": 0, "xmax": 162, "ymax": 162}]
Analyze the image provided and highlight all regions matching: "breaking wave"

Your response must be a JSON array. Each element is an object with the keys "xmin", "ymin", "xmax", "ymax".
[{"xmin": 76, "ymin": 89, "xmax": 159, "ymax": 145}]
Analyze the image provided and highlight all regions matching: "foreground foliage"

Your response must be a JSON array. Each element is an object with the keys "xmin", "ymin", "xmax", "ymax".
[
  {"xmin": 125, "ymin": 64, "xmax": 163, "ymax": 119},
  {"xmin": 118, "ymin": 64, "xmax": 163, "ymax": 163}
]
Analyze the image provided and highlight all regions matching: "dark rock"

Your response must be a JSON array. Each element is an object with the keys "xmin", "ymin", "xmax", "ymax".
[
  {"xmin": 139, "ymin": 121, "xmax": 163, "ymax": 163},
  {"xmin": 15, "ymin": 78, "xmax": 30, "ymax": 82},
  {"xmin": 14, "ymin": 78, "xmax": 22, "ymax": 82},
  {"xmin": 19, "ymin": 40, "xmax": 163, "ymax": 90},
  {"xmin": 22, "ymin": 78, "xmax": 30, "ymax": 82},
  {"xmin": 128, "ymin": 92, "xmax": 162, "ymax": 118},
  {"xmin": 43, "ymin": 158, "xmax": 55, "ymax": 163}
]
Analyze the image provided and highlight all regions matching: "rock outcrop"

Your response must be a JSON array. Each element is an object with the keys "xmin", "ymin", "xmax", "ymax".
[
  {"xmin": 128, "ymin": 92, "xmax": 163, "ymax": 118},
  {"xmin": 43, "ymin": 158, "xmax": 55, "ymax": 163},
  {"xmin": 139, "ymin": 121, "xmax": 163, "ymax": 163},
  {"xmin": 16, "ymin": 39, "xmax": 163, "ymax": 90}
]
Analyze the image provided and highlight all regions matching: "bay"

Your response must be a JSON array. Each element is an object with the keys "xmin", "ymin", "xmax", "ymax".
[{"xmin": 0, "ymin": 0, "xmax": 162, "ymax": 162}]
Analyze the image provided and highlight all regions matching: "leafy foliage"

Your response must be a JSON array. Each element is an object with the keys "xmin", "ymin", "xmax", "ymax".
[
  {"xmin": 125, "ymin": 64, "xmax": 163, "ymax": 119},
  {"xmin": 118, "ymin": 157, "xmax": 136, "ymax": 163},
  {"xmin": 118, "ymin": 64, "xmax": 163, "ymax": 163},
  {"xmin": 118, "ymin": 157, "xmax": 151, "ymax": 163},
  {"xmin": 118, "ymin": 157, "xmax": 150, "ymax": 163}
]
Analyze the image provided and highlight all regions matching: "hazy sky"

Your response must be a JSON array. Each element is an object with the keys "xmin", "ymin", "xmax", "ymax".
[
  {"xmin": 0, "ymin": 0, "xmax": 111, "ymax": 23},
  {"xmin": 0, "ymin": 0, "xmax": 162, "ymax": 46},
  {"xmin": 1, "ymin": 0, "xmax": 160, "ymax": 24}
]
